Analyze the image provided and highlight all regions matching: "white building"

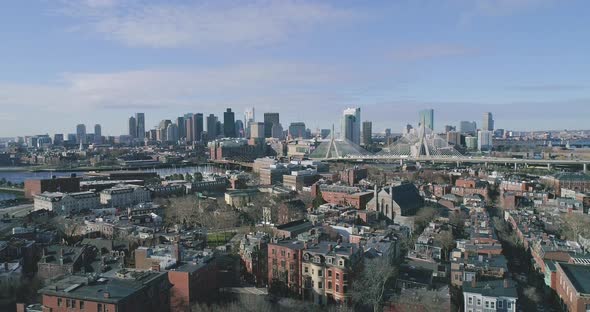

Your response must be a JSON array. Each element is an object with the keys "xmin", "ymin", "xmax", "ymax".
[
  {"xmin": 34, "ymin": 191, "xmax": 100, "ymax": 214},
  {"xmin": 463, "ymin": 279, "xmax": 517, "ymax": 312},
  {"xmin": 100, "ymin": 185, "xmax": 151, "ymax": 208},
  {"xmin": 477, "ymin": 130, "xmax": 493, "ymax": 151}
]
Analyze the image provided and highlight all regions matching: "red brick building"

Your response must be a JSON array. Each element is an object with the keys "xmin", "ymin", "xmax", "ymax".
[
  {"xmin": 38, "ymin": 271, "xmax": 171, "ymax": 312},
  {"xmin": 339, "ymin": 167, "xmax": 368, "ymax": 186},
  {"xmin": 311, "ymin": 183, "xmax": 373, "ymax": 209},
  {"xmin": 268, "ymin": 239, "xmax": 305, "ymax": 297},
  {"xmin": 555, "ymin": 263, "xmax": 590, "ymax": 312},
  {"xmin": 24, "ymin": 175, "xmax": 81, "ymax": 199}
]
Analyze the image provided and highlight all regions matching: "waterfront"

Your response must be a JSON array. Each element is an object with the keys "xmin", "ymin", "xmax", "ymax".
[{"xmin": 0, "ymin": 165, "xmax": 223, "ymax": 184}]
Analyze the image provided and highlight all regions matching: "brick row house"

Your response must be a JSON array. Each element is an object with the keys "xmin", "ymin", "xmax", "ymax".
[{"xmin": 268, "ymin": 240, "xmax": 363, "ymax": 305}]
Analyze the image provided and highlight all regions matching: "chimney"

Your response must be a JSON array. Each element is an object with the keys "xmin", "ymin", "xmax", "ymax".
[
  {"xmin": 503, "ymin": 279, "xmax": 509, "ymax": 288},
  {"xmin": 328, "ymin": 244, "xmax": 333, "ymax": 252},
  {"xmin": 471, "ymin": 277, "xmax": 477, "ymax": 288},
  {"xmin": 374, "ymin": 184, "xmax": 379, "ymax": 211},
  {"xmin": 463, "ymin": 251, "xmax": 468, "ymax": 260}
]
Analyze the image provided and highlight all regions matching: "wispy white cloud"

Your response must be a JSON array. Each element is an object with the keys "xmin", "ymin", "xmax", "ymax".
[
  {"xmin": 0, "ymin": 61, "xmax": 359, "ymax": 114},
  {"xmin": 57, "ymin": 0, "xmax": 357, "ymax": 48}
]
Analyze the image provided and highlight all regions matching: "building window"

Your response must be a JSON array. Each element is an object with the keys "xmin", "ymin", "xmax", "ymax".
[
  {"xmin": 490, "ymin": 302, "xmax": 495, "ymax": 309},
  {"xmin": 98, "ymin": 304, "xmax": 104, "ymax": 312},
  {"xmin": 318, "ymin": 282, "xmax": 323, "ymax": 289},
  {"xmin": 281, "ymin": 260, "xmax": 286, "ymax": 268},
  {"xmin": 343, "ymin": 285, "xmax": 348, "ymax": 293},
  {"xmin": 485, "ymin": 301, "xmax": 489, "ymax": 308},
  {"xmin": 336, "ymin": 285, "xmax": 340, "ymax": 292},
  {"xmin": 318, "ymin": 269, "xmax": 323, "ymax": 277},
  {"xmin": 57, "ymin": 298, "xmax": 62, "ymax": 307},
  {"xmin": 498, "ymin": 301, "xmax": 502, "ymax": 308},
  {"xmin": 328, "ymin": 282, "xmax": 332, "ymax": 289},
  {"xmin": 72, "ymin": 300, "xmax": 76, "ymax": 308},
  {"xmin": 328, "ymin": 270, "xmax": 332, "ymax": 277},
  {"xmin": 272, "ymin": 249, "xmax": 276, "ymax": 255},
  {"xmin": 477, "ymin": 299, "xmax": 481, "ymax": 306},
  {"xmin": 281, "ymin": 250, "xmax": 285, "ymax": 257},
  {"xmin": 80, "ymin": 301, "xmax": 85, "ymax": 309},
  {"xmin": 304, "ymin": 266, "xmax": 308, "ymax": 273},
  {"xmin": 468, "ymin": 297, "xmax": 472, "ymax": 304},
  {"xmin": 343, "ymin": 274, "xmax": 348, "ymax": 281},
  {"xmin": 336, "ymin": 273, "xmax": 340, "ymax": 280}
]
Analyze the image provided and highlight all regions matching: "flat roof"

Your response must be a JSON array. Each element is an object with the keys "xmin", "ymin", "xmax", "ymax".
[
  {"xmin": 559, "ymin": 263, "xmax": 590, "ymax": 294},
  {"xmin": 39, "ymin": 272, "xmax": 167, "ymax": 303}
]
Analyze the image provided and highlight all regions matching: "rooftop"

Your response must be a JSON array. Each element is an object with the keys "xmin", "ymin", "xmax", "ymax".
[
  {"xmin": 463, "ymin": 279, "xmax": 517, "ymax": 298},
  {"xmin": 559, "ymin": 263, "xmax": 590, "ymax": 295},
  {"xmin": 39, "ymin": 272, "xmax": 168, "ymax": 303}
]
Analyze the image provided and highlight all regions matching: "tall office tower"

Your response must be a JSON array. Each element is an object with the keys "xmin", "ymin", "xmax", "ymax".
[
  {"xmin": 94, "ymin": 124, "xmax": 102, "ymax": 143},
  {"xmin": 128, "ymin": 116, "xmax": 137, "ymax": 138},
  {"xmin": 272, "ymin": 123, "xmax": 284, "ymax": 139},
  {"xmin": 94, "ymin": 124, "xmax": 102, "ymax": 138},
  {"xmin": 193, "ymin": 113, "xmax": 204, "ymax": 142},
  {"xmin": 341, "ymin": 107, "xmax": 361, "ymax": 144},
  {"xmin": 235, "ymin": 120, "xmax": 244, "ymax": 138},
  {"xmin": 447, "ymin": 131, "xmax": 463, "ymax": 146},
  {"xmin": 166, "ymin": 123, "xmax": 179, "ymax": 143},
  {"xmin": 216, "ymin": 121, "xmax": 223, "ymax": 138},
  {"xmin": 459, "ymin": 121, "xmax": 477, "ymax": 135},
  {"xmin": 320, "ymin": 129, "xmax": 331, "ymax": 139},
  {"xmin": 53, "ymin": 134, "xmax": 64, "ymax": 145},
  {"xmin": 157, "ymin": 120, "xmax": 172, "ymax": 142},
  {"xmin": 176, "ymin": 116, "xmax": 186, "ymax": 140},
  {"xmin": 263, "ymin": 113, "xmax": 280, "ymax": 138},
  {"xmin": 244, "ymin": 107, "xmax": 255, "ymax": 138},
  {"xmin": 76, "ymin": 124, "xmax": 87, "ymax": 144},
  {"xmin": 206, "ymin": 114, "xmax": 218, "ymax": 139},
  {"xmin": 385, "ymin": 128, "xmax": 392, "ymax": 138},
  {"xmin": 135, "ymin": 113, "xmax": 145, "ymax": 140},
  {"xmin": 482, "ymin": 112, "xmax": 494, "ymax": 131},
  {"xmin": 288, "ymin": 122, "xmax": 307, "ymax": 139},
  {"xmin": 250, "ymin": 122, "xmax": 265, "ymax": 139},
  {"xmin": 418, "ymin": 109, "xmax": 434, "ymax": 131},
  {"xmin": 223, "ymin": 108, "xmax": 236, "ymax": 138},
  {"xmin": 444, "ymin": 125, "xmax": 456, "ymax": 133},
  {"xmin": 478, "ymin": 130, "xmax": 493, "ymax": 151},
  {"xmin": 185, "ymin": 114, "xmax": 194, "ymax": 142},
  {"xmin": 362, "ymin": 121, "xmax": 373, "ymax": 146}
]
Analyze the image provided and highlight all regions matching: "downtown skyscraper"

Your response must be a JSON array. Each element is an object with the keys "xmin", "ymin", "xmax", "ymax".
[
  {"xmin": 135, "ymin": 113, "xmax": 145, "ymax": 140},
  {"xmin": 224, "ymin": 108, "xmax": 236, "ymax": 138},
  {"xmin": 482, "ymin": 112, "xmax": 494, "ymax": 131},
  {"xmin": 341, "ymin": 107, "xmax": 361, "ymax": 145},
  {"xmin": 419, "ymin": 109, "xmax": 434, "ymax": 131}
]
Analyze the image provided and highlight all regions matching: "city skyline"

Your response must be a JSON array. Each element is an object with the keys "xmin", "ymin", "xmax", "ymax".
[{"xmin": 2, "ymin": 1, "xmax": 590, "ymax": 136}]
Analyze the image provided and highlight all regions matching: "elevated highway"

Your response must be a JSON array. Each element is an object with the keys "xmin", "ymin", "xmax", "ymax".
[{"xmin": 323, "ymin": 155, "xmax": 589, "ymax": 172}]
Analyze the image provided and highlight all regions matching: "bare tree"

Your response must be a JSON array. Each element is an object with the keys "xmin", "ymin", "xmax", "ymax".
[
  {"xmin": 434, "ymin": 230, "xmax": 455, "ymax": 262},
  {"xmin": 351, "ymin": 257, "xmax": 398, "ymax": 312},
  {"xmin": 562, "ymin": 213, "xmax": 590, "ymax": 241}
]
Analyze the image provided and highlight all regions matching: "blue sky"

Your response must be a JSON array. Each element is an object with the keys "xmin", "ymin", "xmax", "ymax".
[{"xmin": 0, "ymin": 0, "xmax": 589, "ymax": 137}]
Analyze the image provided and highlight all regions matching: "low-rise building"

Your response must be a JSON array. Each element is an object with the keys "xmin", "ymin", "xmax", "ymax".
[
  {"xmin": 555, "ymin": 263, "xmax": 590, "ymax": 312},
  {"xmin": 463, "ymin": 279, "xmax": 517, "ymax": 312},
  {"xmin": 100, "ymin": 185, "xmax": 151, "ymax": 208},
  {"xmin": 38, "ymin": 271, "xmax": 171, "ymax": 312},
  {"xmin": 34, "ymin": 191, "xmax": 100, "ymax": 214}
]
